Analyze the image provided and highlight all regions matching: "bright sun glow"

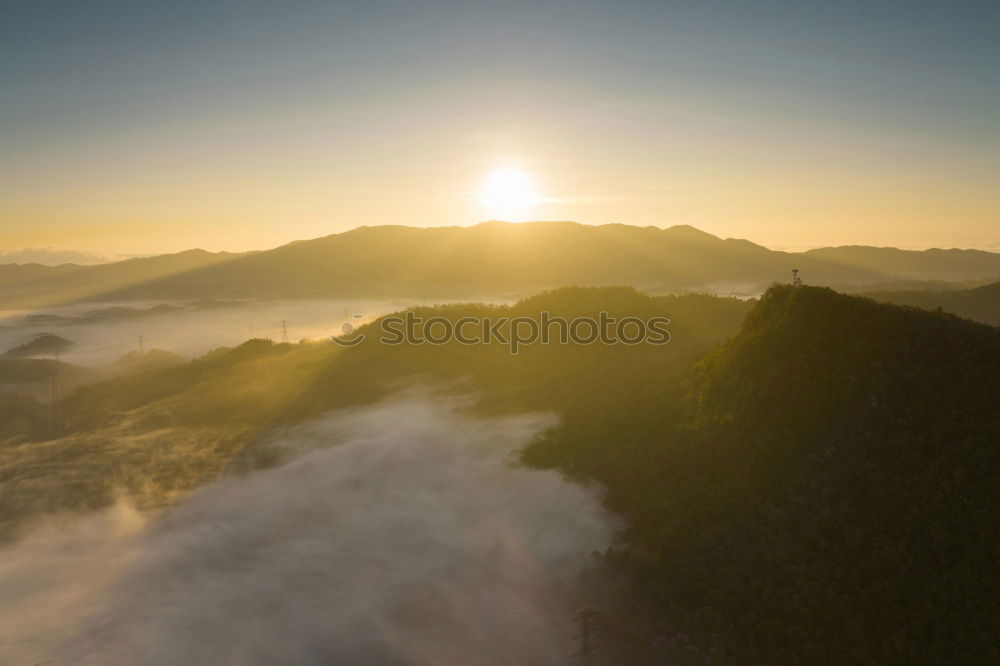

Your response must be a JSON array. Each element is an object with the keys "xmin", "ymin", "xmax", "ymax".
[{"xmin": 479, "ymin": 167, "xmax": 539, "ymax": 220}]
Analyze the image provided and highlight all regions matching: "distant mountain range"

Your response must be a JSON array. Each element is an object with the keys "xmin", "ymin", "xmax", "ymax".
[
  {"xmin": 863, "ymin": 280, "xmax": 1000, "ymax": 326},
  {"xmin": 1, "ymin": 221, "xmax": 999, "ymax": 307}
]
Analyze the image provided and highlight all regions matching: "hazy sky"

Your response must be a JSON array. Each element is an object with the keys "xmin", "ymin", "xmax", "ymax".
[{"xmin": 2, "ymin": 0, "xmax": 998, "ymax": 256}]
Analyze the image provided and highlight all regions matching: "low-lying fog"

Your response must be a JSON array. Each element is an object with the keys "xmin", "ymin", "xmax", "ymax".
[
  {"xmin": 0, "ymin": 394, "xmax": 618, "ymax": 665},
  {"xmin": 0, "ymin": 297, "xmax": 513, "ymax": 366}
]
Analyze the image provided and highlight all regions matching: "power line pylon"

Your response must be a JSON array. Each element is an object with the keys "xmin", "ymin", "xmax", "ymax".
[
  {"xmin": 138, "ymin": 333, "xmax": 145, "ymax": 355},
  {"xmin": 280, "ymin": 319, "xmax": 289, "ymax": 343},
  {"xmin": 572, "ymin": 605, "xmax": 600, "ymax": 666}
]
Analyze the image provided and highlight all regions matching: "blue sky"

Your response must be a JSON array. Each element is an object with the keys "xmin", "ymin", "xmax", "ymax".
[{"xmin": 2, "ymin": 0, "xmax": 998, "ymax": 254}]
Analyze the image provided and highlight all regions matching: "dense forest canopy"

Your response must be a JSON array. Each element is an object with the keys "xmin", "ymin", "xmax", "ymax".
[
  {"xmin": 863, "ymin": 279, "xmax": 1000, "ymax": 326},
  {"xmin": 1, "ymin": 285, "xmax": 998, "ymax": 664}
]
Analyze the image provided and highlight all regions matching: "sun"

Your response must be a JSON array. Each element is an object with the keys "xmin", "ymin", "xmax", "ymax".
[{"xmin": 479, "ymin": 167, "xmax": 539, "ymax": 220}]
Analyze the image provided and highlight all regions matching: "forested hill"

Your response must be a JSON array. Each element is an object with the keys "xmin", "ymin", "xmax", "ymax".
[
  {"xmin": 0, "ymin": 288, "xmax": 752, "ymax": 540},
  {"xmin": 697, "ymin": 285, "xmax": 999, "ymax": 435},
  {"xmin": 2, "ymin": 284, "xmax": 997, "ymax": 662},
  {"xmin": 863, "ymin": 279, "xmax": 1000, "ymax": 326},
  {"xmin": 528, "ymin": 285, "xmax": 1000, "ymax": 664}
]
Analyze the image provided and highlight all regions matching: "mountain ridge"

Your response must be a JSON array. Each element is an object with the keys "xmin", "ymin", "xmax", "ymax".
[{"xmin": 1, "ymin": 221, "xmax": 997, "ymax": 307}]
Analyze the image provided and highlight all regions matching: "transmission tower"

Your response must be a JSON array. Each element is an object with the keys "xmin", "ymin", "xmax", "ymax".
[
  {"xmin": 572, "ymin": 606, "xmax": 600, "ymax": 666},
  {"xmin": 138, "ymin": 333, "xmax": 145, "ymax": 356},
  {"xmin": 281, "ymin": 319, "xmax": 289, "ymax": 343}
]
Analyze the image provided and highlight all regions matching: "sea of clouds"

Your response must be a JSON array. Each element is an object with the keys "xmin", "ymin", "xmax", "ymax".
[{"xmin": 0, "ymin": 394, "xmax": 618, "ymax": 665}]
